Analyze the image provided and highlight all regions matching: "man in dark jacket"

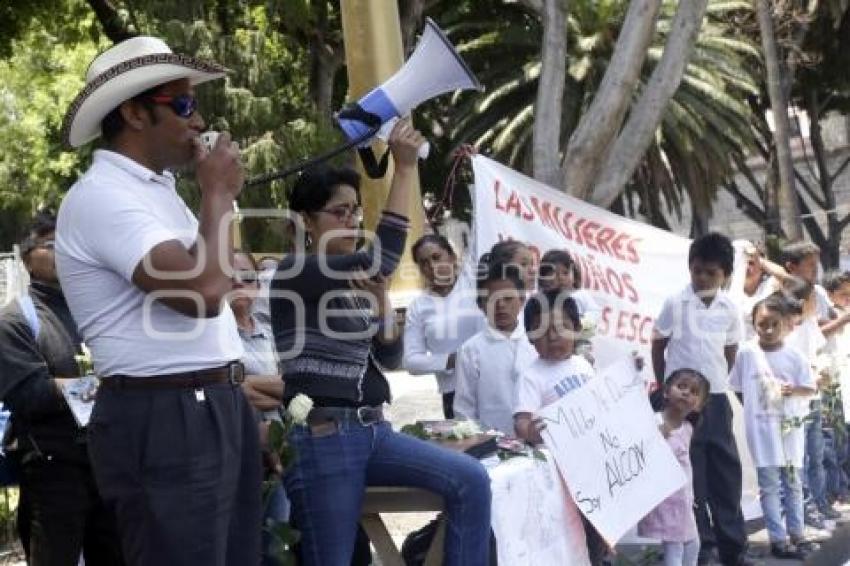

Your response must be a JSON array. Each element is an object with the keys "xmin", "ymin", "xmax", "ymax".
[{"xmin": 0, "ymin": 211, "xmax": 122, "ymax": 565}]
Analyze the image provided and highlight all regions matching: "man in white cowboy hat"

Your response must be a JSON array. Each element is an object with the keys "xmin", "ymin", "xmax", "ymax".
[{"xmin": 55, "ymin": 36, "xmax": 261, "ymax": 565}]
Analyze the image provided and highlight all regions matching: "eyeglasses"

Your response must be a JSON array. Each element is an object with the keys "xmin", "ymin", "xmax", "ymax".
[
  {"xmin": 232, "ymin": 270, "xmax": 258, "ymax": 286},
  {"xmin": 317, "ymin": 205, "xmax": 364, "ymax": 224},
  {"xmin": 37, "ymin": 240, "xmax": 55, "ymax": 250},
  {"xmin": 147, "ymin": 94, "xmax": 198, "ymax": 118}
]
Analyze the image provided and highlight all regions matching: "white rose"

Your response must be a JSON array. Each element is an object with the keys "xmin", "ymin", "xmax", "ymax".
[
  {"xmin": 450, "ymin": 420, "xmax": 482, "ymax": 440},
  {"xmin": 287, "ymin": 394, "xmax": 314, "ymax": 425},
  {"xmin": 579, "ymin": 316, "xmax": 596, "ymax": 340}
]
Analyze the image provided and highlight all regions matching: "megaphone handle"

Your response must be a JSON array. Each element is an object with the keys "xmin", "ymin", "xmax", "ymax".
[{"xmin": 377, "ymin": 117, "xmax": 430, "ymax": 159}]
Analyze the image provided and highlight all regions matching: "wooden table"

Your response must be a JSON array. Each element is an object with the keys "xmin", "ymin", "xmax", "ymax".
[{"xmin": 360, "ymin": 486, "xmax": 445, "ymax": 566}]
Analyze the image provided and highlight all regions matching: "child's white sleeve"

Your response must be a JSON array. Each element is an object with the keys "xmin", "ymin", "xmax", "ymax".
[
  {"xmin": 795, "ymin": 350, "xmax": 817, "ymax": 390},
  {"xmin": 514, "ymin": 368, "xmax": 542, "ymax": 415},
  {"xmin": 726, "ymin": 303, "xmax": 744, "ymax": 346},
  {"xmin": 728, "ymin": 351, "xmax": 744, "ymax": 392},
  {"xmin": 653, "ymin": 296, "xmax": 675, "ymax": 338},
  {"xmin": 452, "ymin": 342, "xmax": 479, "ymax": 421}
]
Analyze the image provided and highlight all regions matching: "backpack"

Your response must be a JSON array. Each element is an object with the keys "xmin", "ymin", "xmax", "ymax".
[
  {"xmin": 401, "ymin": 514, "xmax": 498, "ymax": 566},
  {"xmin": 401, "ymin": 516, "xmax": 443, "ymax": 566}
]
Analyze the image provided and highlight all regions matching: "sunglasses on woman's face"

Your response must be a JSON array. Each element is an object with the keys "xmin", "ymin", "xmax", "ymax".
[{"xmin": 148, "ymin": 93, "xmax": 198, "ymax": 118}]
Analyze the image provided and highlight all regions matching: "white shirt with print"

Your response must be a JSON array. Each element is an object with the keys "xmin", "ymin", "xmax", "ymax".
[
  {"xmin": 514, "ymin": 355, "xmax": 595, "ymax": 414},
  {"xmin": 729, "ymin": 341, "xmax": 814, "ymax": 468}
]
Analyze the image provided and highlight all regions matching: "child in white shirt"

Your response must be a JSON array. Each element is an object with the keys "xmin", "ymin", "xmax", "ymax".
[
  {"xmin": 453, "ymin": 260, "xmax": 536, "ymax": 434},
  {"xmin": 513, "ymin": 289, "xmax": 593, "ymax": 565},
  {"xmin": 730, "ymin": 293, "xmax": 815, "ymax": 559},
  {"xmin": 651, "ymin": 232, "xmax": 746, "ymax": 565}
]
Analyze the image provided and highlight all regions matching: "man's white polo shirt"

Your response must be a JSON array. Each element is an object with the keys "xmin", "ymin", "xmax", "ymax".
[
  {"xmin": 654, "ymin": 284, "xmax": 742, "ymax": 393},
  {"xmin": 56, "ymin": 150, "xmax": 243, "ymax": 377}
]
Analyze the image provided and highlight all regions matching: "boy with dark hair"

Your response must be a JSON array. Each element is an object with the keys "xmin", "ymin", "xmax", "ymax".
[
  {"xmin": 454, "ymin": 261, "xmax": 537, "ymax": 434},
  {"xmin": 781, "ymin": 241, "xmax": 841, "ymax": 526},
  {"xmin": 652, "ymin": 232, "xmax": 750, "ymax": 566},
  {"xmin": 820, "ymin": 270, "xmax": 850, "ymax": 337}
]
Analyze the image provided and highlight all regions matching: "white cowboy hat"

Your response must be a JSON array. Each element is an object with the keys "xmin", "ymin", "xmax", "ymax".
[{"xmin": 61, "ymin": 36, "xmax": 228, "ymax": 148}]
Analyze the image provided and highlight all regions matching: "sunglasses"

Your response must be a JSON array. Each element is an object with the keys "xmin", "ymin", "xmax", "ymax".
[
  {"xmin": 148, "ymin": 94, "xmax": 198, "ymax": 118},
  {"xmin": 317, "ymin": 205, "xmax": 364, "ymax": 224},
  {"xmin": 232, "ymin": 270, "xmax": 258, "ymax": 286}
]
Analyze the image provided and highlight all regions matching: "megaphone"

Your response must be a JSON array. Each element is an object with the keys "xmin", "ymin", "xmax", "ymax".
[
  {"xmin": 335, "ymin": 18, "xmax": 482, "ymax": 160},
  {"xmin": 244, "ymin": 18, "xmax": 483, "ymax": 187}
]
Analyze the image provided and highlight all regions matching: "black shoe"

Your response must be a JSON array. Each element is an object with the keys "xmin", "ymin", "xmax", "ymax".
[
  {"xmin": 697, "ymin": 547, "xmax": 718, "ymax": 565},
  {"xmin": 805, "ymin": 511, "xmax": 827, "ymax": 529},
  {"xmin": 770, "ymin": 543, "xmax": 806, "ymax": 560},
  {"xmin": 735, "ymin": 556, "xmax": 758, "ymax": 566},
  {"xmin": 790, "ymin": 538, "xmax": 820, "ymax": 554},
  {"xmin": 820, "ymin": 505, "xmax": 842, "ymax": 519}
]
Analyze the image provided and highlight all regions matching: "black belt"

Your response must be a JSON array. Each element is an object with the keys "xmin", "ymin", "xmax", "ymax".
[
  {"xmin": 100, "ymin": 362, "xmax": 245, "ymax": 390},
  {"xmin": 306, "ymin": 406, "xmax": 384, "ymax": 427}
]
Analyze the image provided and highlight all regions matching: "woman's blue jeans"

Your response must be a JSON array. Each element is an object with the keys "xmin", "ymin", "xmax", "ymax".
[{"xmin": 284, "ymin": 420, "xmax": 492, "ymax": 566}]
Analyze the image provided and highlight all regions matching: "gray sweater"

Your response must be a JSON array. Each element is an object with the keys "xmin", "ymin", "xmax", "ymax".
[{"xmin": 270, "ymin": 212, "xmax": 408, "ymax": 403}]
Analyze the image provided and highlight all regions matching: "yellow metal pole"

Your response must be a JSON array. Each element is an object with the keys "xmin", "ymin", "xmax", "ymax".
[{"xmin": 340, "ymin": 0, "xmax": 425, "ymax": 294}]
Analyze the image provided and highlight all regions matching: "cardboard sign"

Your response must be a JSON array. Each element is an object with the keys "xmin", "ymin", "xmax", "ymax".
[{"xmin": 538, "ymin": 360, "xmax": 686, "ymax": 544}]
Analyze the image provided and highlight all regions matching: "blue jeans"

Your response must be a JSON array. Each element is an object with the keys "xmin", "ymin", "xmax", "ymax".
[
  {"xmin": 803, "ymin": 401, "xmax": 828, "ymax": 510},
  {"xmin": 757, "ymin": 467, "xmax": 804, "ymax": 543},
  {"xmin": 262, "ymin": 483, "xmax": 290, "ymax": 566},
  {"xmin": 823, "ymin": 429, "xmax": 848, "ymax": 501},
  {"xmin": 284, "ymin": 420, "xmax": 492, "ymax": 566}
]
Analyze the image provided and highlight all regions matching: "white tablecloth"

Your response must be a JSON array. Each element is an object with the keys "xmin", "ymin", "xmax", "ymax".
[{"xmin": 487, "ymin": 454, "xmax": 591, "ymax": 565}]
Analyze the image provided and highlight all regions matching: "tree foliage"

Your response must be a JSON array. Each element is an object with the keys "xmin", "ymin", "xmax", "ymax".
[
  {"xmin": 0, "ymin": 1, "xmax": 350, "ymax": 252},
  {"xmin": 0, "ymin": 1, "xmax": 102, "ymax": 246},
  {"xmin": 416, "ymin": 0, "xmax": 761, "ymax": 230}
]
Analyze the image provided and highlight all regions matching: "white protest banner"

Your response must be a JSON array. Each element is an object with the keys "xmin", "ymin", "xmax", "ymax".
[
  {"xmin": 470, "ymin": 155, "xmax": 692, "ymax": 369},
  {"xmin": 538, "ymin": 360, "xmax": 686, "ymax": 545}
]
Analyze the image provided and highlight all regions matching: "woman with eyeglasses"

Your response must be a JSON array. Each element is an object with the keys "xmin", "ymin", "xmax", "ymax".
[{"xmin": 270, "ymin": 119, "xmax": 491, "ymax": 566}]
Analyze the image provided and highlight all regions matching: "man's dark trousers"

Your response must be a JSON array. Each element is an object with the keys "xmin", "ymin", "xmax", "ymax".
[
  {"xmin": 88, "ymin": 382, "xmax": 262, "ymax": 565},
  {"xmin": 691, "ymin": 393, "xmax": 748, "ymax": 565},
  {"xmin": 19, "ymin": 455, "xmax": 123, "ymax": 565}
]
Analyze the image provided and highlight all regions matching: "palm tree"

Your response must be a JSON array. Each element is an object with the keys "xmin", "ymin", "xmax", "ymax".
[{"xmin": 422, "ymin": 0, "xmax": 760, "ymax": 231}]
